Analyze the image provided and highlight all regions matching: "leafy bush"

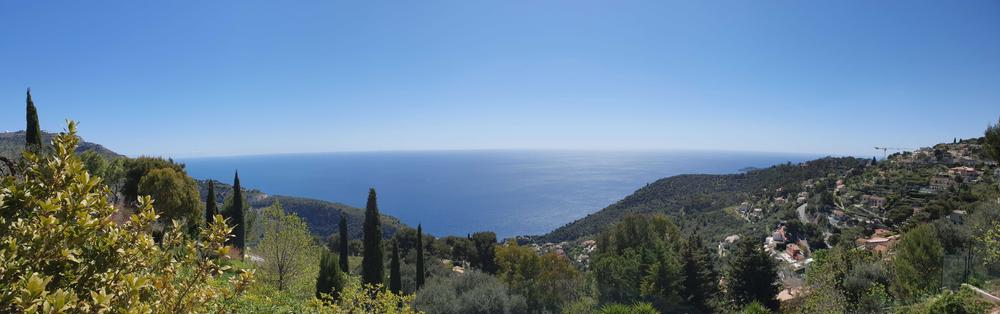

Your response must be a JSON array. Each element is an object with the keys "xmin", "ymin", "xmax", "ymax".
[
  {"xmin": 495, "ymin": 241, "xmax": 585, "ymax": 312},
  {"xmin": 0, "ymin": 122, "xmax": 253, "ymax": 312},
  {"xmin": 255, "ymin": 201, "xmax": 322, "ymax": 299}
]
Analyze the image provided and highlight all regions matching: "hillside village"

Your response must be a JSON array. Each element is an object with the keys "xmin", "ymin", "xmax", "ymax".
[{"xmin": 532, "ymin": 137, "xmax": 1000, "ymax": 307}]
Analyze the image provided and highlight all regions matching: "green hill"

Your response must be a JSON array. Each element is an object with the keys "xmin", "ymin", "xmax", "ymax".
[
  {"xmin": 538, "ymin": 157, "xmax": 869, "ymax": 243},
  {"xmin": 197, "ymin": 180, "xmax": 408, "ymax": 240},
  {"xmin": 1, "ymin": 130, "xmax": 122, "ymax": 160}
]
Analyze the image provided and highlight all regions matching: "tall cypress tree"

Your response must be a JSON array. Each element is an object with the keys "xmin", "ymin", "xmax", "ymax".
[
  {"xmin": 338, "ymin": 213, "xmax": 350, "ymax": 273},
  {"xmin": 316, "ymin": 249, "xmax": 345, "ymax": 300},
  {"xmin": 389, "ymin": 240, "xmax": 401, "ymax": 294},
  {"xmin": 25, "ymin": 89, "xmax": 42, "ymax": 149},
  {"xmin": 229, "ymin": 171, "xmax": 246, "ymax": 256},
  {"xmin": 415, "ymin": 224, "xmax": 425, "ymax": 289},
  {"xmin": 205, "ymin": 180, "xmax": 217, "ymax": 225},
  {"xmin": 361, "ymin": 188, "xmax": 384, "ymax": 285}
]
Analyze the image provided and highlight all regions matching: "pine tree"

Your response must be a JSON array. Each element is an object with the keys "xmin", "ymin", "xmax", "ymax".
[
  {"xmin": 681, "ymin": 232, "xmax": 718, "ymax": 311},
  {"xmin": 726, "ymin": 236, "xmax": 780, "ymax": 311},
  {"xmin": 205, "ymin": 180, "xmax": 217, "ymax": 225},
  {"xmin": 316, "ymin": 249, "xmax": 345, "ymax": 300},
  {"xmin": 361, "ymin": 188, "xmax": 384, "ymax": 285},
  {"xmin": 25, "ymin": 89, "xmax": 42, "ymax": 149},
  {"xmin": 229, "ymin": 171, "xmax": 246, "ymax": 256},
  {"xmin": 893, "ymin": 224, "xmax": 943, "ymax": 301},
  {"xmin": 471, "ymin": 232, "xmax": 498, "ymax": 274},
  {"xmin": 338, "ymin": 213, "xmax": 350, "ymax": 273},
  {"xmin": 415, "ymin": 224, "xmax": 425, "ymax": 289},
  {"xmin": 871, "ymin": 156, "xmax": 877, "ymax": 165},
  {"xmin": 389, "ymin": 240, "xmax": 401, "ymax": 294}
]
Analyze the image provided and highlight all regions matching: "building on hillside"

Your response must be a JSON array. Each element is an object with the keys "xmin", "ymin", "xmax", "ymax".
[
  {"xmin": 785, "ymin": 243, "xmax": 805, "ymax": 261},
  {"xmin": 768, "ymin": 225, "xmax": 787, "ymax": 249},
  {"xmin": 950, "ymin": 210, "xmax": 967, "ymax": 224},
  {"xmin": 719, "ymin": 234, "xmax": 741, "ymax": 257},
  {"xmin": 948, "ymin": 166, "xmax": 980, "ymax": 182},
  {"xmin": 796, "ymin": 191, "xmax": 809, "ymax": 203},
  {"xmin": 957, "ymin": 156, "xmax": 979, "ymax": 166},
  {"xmin": 856, "ymin": 233, "xmax": 900, "ymax": 255},
  {"xmin": 862, "ymin": 194, "xmax": 887, "ymax": 209},
  {"xmin": 930, "ymin": 175, "xmax": 957, "ymax": 191}
]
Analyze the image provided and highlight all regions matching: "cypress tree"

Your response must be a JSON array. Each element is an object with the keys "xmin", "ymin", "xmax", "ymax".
[
  {"xmin": 389, "ymin": 240, "xmax": 401, "ymax": 294},
  {"xmin": 229, "ymin": 171, "xmax": 246, "ymax": 256},
  {"xmin": 415, "ymin": 224, "xmax": 425, "ymax": 289},
  {"xmin": 25, "ymin": 89, "xmax": 42, "ymax": 149},
  {"xmin": 205, "ymin": 180, "xmax": 217, "ymax": 225},
  {"xmin": 316, "ymin": 249, "xmax": 345, "ymax": 300},
  {"xmin": 339, "ymin": 213, "xmax": 350, "ymax": 273},
  {"xmin": 361, "ymin": 188, "xmax": 384, "ymax": 285}
]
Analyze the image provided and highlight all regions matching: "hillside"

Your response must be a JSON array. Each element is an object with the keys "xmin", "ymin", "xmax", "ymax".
[
  {"xmin": 539, "ymin": 157, "xmax": 870, "ymax": 243},
  {"xmin": 0, "ymin": 130, "xmax": 122, "ymax": 160},
  {"xmin": 3, "ymin": 131, "xmax": 409, "ymax": 240},
  {"xmin": 198, "ymin": 180, "xmax": 408, "ymax": 240}
]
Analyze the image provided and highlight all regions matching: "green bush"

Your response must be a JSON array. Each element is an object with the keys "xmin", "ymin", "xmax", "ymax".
[{"xmin": 0, "ymin": 122, "xmax": 252, "ymax": 313}]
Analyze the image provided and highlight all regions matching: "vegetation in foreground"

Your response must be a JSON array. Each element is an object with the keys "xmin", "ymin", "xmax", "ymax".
[{"xmin": 2, "ymin": 91, "xmax": 999, "ymax": 313}]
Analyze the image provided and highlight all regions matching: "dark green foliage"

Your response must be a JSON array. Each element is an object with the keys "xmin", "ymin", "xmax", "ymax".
[
  {"xmin": 316, "ymin": 249, "xmax": 345, "ymax": 300},
  {"xmin": 24, "ymin": 89, "xmax": 42, "ymax": 150},
  {"xmin": 470, "ymin": 232, "xmax": 498, "ymax": 274},
  {"xmin": 894, "ymin": 224, "xmax": 944, "ymax": 301},
  {"xmin": 390, "ymin": 240, "xmax": 402, "ymax": 294},
  {"xmin": 123, "ymin": 157, "xmax": 185, "ymax": 204},
  {"xmin": 414, "ymin": 271, "xmax": 527, "ymax": 314},
  {"xmin": 137, "ymin": 167, "xmax": 203, "ymax": 232},
  {"xmin": 228, "ymin": 171, "xmax": 246, "ymax": 253},
  {"xmin": 985, "ymin": 116, "xmax": 1000, "ymax": 163},
  {"xmin": 681, "ymin": 232, "xmax": 719, "ymax": 312},
  {"xmin": 205, "ymin": 180, "xmax": 217, "ymax": 225},
  {"xmin": 416, "ymin": 224, "xmax": 425, "ymax": 289},
  {"xmin": 338, "ymin": 214, "xmax": 350, "ymax": 273},
  {"xmin": 362, "ymin": 188, "xmax": 384, "ymax": 285},
  {"xmin": 592, "ymin": 214, "xmax": 686, "ymax": 311},
  {"xmin": 725, "ymin": 235, "xmax": 780, "ymax": 311}
]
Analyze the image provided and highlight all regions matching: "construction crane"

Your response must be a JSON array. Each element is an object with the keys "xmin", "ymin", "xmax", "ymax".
[{"xmin": 873, "ymin": 147, "xmax": 911, "ymax": 159}]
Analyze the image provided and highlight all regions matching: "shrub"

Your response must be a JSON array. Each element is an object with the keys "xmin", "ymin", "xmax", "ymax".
[{"xmin": 0, "ymin": 122, "xmax": 253, "ymax": 312}]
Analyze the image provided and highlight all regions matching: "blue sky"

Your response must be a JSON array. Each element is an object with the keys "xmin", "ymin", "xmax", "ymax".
[{"xmin": 1, "ymin": 1, "xmax": 998, "ymax": 158}]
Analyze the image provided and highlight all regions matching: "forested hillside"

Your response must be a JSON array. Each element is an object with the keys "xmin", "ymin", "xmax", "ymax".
[{"xmin": 541, "ymin": 157, "xmax": 868, "ymax": 242}]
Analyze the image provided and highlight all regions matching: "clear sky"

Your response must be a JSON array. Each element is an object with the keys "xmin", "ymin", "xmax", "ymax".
[{"xmin": 2, "ymin": 1, "xmax": 999, "ymax": 158}]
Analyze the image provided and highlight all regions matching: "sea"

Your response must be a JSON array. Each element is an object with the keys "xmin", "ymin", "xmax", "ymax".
[{"xmin": 179, "ymin": 150, "xmax": 819, "ymax": 239}]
